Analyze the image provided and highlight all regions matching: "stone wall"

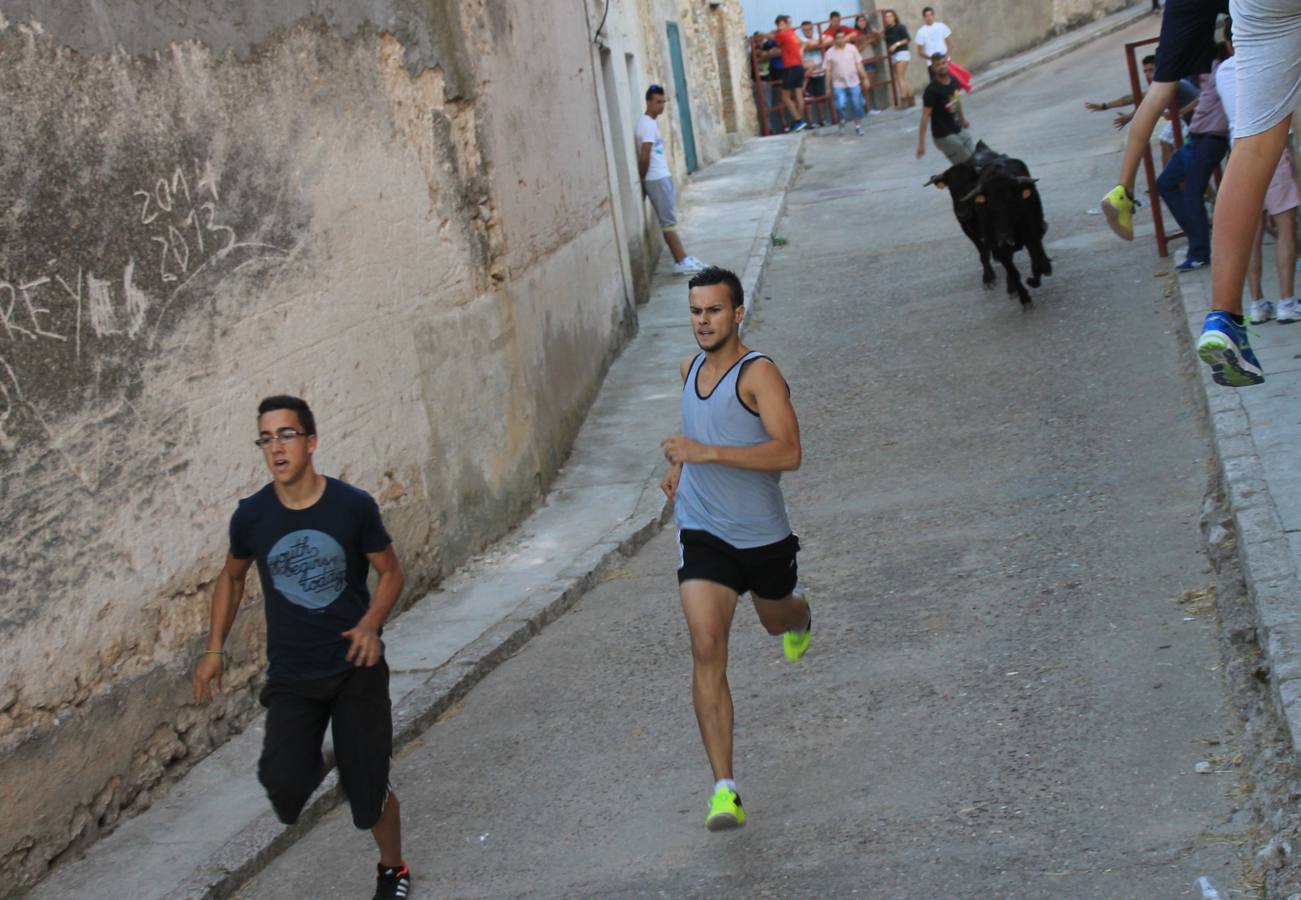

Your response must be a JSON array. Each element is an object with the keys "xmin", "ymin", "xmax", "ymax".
[{"xmin": 0, "ymin": 0, "xmax": 749, "ymax": 891}]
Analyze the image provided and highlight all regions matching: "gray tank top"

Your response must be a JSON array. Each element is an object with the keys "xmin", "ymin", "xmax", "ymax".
[{"xmin": 674, "ymin": 351, "xmax": 792, "ymax": 548}]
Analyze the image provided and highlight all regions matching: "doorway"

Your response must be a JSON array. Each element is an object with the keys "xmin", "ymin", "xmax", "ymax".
[{"xmin": 665, "ymin": 21, "xmax": 699, "ymax": 173}]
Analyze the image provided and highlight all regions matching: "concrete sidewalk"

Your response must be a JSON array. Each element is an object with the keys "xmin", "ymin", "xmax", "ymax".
[
  {"xmin": 1175, "ymin": 264, "xmax": 1301, "ymax": 767},
  {"xmin": 29, "ymin": 133, "xmax": 805, "ymax": 900}
]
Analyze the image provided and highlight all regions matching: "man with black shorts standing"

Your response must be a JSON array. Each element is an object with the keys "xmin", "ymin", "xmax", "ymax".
[
  {"xmin": 192, "ymin": 395, "xmax": 411, "ymax": 900},
  {"xmin": 773, "ymin": 14, "xmax": 810, "ymax": 132},
  {"xmin": 660, "ymin": 266, "xmax": 811, "ymax": 832}
]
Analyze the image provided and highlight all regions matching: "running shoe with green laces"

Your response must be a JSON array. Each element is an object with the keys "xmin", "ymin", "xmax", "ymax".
[
  {"xmin": 782, "ymin": 596, "xmax": 812, "ymax": 662},
  {"xmin": 1100, "ymin": 184, "xmax": 1138, "ymax": 241},
  {"xmin": 705, "ymin": 787, "xmax": 746, "ymax": 831}
]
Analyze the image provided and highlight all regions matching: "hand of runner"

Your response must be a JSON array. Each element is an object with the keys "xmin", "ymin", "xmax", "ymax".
[
  {"xmin": 1084, "ymin": 100, "xmax": 1105, "ymax": 111},
  {"xmin": 1113, "ymin": 111, "xmax": 1132, "ymax": 130},
  {"xmin": 193, "ymin": 653, "xmax": 224, "ymax": 703},
  {"xmin": 916, "ymin": 142, "xmax": 926, "ymax": 159},
  {"xmin": 662, "ymin": 434, "xmax": 709, "ymax": 465},
  {"xmin": 342, "ymin": 623, "xmax": 383, "ymax": 667},
  {"xmin": 660, "ymin": 465, "xmax": 681, "ymax": 500}
]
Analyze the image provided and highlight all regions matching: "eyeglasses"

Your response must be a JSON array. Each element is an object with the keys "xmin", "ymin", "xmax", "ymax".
[{"xmin": 253, "ymin": 429, "xmax": 312, "ymax": 449}]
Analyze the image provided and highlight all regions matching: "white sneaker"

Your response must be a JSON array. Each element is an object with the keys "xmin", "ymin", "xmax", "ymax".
[
  {"xmin": 1250, "ymin": 299, "xmax": 1277, "ymax": 324},
  {"xmin": 854, "ymin": 124, "xmax": 864, "ymax": 135},
  {"xmin": 868, "ymin": 108, "xmax": 882, "ymax": 115},
  {"xmin": 673, "ymin": 256, "xmax": 707, "ymax": 275},
  {"xmin": 1277, "ymin": 298, "xmax": 1301, "ymax": 324}
]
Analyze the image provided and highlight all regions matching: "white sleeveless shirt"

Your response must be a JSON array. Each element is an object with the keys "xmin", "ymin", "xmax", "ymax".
[{"xmin": 674, "ymin": 351, "xmax": 792, "ymax": 548}]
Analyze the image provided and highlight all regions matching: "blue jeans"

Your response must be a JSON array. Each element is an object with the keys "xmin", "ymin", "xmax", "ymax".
[
  {"xmin": 834, "ymin": 85, "xmax": 865, "ymax": 123},
  {"xmin": 1157, "ymin": 133, "xmax": 1229, "ymax": 262}
]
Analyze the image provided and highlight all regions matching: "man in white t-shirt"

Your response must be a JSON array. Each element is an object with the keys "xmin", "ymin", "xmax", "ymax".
[
  {"xmin": 637, "ymin": 85, "xmax": 707, "ymax": 276},
  {"xmin": 914, "ymin": 7, "xmax": 952, "ymax": 64},
  {"xmin": 1213, "ymin": 25, "xmax": 1299, "ymax": 325}
]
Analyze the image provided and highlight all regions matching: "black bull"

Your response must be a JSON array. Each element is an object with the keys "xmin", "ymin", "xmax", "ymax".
[{"xmin": 927, "ymin": 147, "xmax": 1053, "ymax": 305}]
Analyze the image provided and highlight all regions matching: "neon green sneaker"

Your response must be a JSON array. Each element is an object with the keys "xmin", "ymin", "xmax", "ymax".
[
  {"xmin": 705, "ymin": 787, "xmax": 746, "ymax": 831},
  {"xmin": 782, "ymin": 596, "xmax": 812, "ymax": 662},
  {"xmin": 1100, "ymin": 184, "xmax": 1137, "ymax": 241}
]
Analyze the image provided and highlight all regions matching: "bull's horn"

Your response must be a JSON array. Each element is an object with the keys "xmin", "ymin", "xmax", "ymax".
[{"xmin": 1015, "ymin": 177, "xmax": 1039, "ymax": 185}]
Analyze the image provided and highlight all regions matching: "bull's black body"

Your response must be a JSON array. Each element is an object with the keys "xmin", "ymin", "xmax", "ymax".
[{"xmin": 929, "ymin": 143, "xmax": 1052, "ymax": 305}]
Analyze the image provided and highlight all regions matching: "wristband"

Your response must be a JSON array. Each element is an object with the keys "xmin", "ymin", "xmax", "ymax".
[{"xmin": 202, "ymin": 649, "xmax": 229, "ymax": 669}]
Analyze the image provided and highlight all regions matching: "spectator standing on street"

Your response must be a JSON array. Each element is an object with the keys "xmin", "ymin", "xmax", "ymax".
[
  {"xmin": 192, "ymin": 395, "xmax": 412, "ymax": 900},
  {"xmin": 1209, "ymin": 15, "xmax": 1299, "ymax": 327},
  {"xmin": 753, "ymin": 32, "xmax": 787, "ymax": 133},
  {"xmin": 882, "ymin": 10, "xmax": 914, "ymax": 108},
  {"xmin": 1196, "ymin": 0, "xmax": 1301, "ymax": 387},
  {"xmin": 917, "ymin": 55, "xmax": 976, "ymax": 164},
  {"xmin": 825, "ymin": 28, "xmax": 870, "ymax": 135},
  {"xmin": 852, "ymin": 14, "xmax": 884, "ymax": 115},
  {"xmin": 1157, "ymin": 52, "xmax": 1231, "ymax": 272},
  {"xmin": 638, "ymin": 85, "xmax": 708, "ymax": 275},
  {"xmin": 799, "ymin": 20, "xmax": 829, "ymax": 127},
  {"xmin": 773, "ymin": 15, "xmax": 809, "ymax": 132},
  {"xmin": 659, "ymin": 266, "xmax": 811, "ymax": 834},
  {"xmin": 915, "ymin": 7, "xmax": 952, "ymax": 65}
]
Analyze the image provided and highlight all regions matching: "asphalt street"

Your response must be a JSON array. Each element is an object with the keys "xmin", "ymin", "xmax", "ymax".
[{"xmin": 238, "ymin": 17, "xmax": 1251, "ymax": 899}]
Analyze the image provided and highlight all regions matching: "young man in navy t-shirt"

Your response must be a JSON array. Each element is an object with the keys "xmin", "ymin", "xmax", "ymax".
[{"xmin": 192, "ymin": 395, "xmax": 410, "ymax": 900}]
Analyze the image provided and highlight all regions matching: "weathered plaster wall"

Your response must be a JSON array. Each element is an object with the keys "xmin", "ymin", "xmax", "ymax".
[
  {"xmin": 883, "ymin": 0, "xmax": 1138, "ymax": 94},
  {"xmin": 0, "ymin": 0, "xmax": 636, "ymax": 890}
]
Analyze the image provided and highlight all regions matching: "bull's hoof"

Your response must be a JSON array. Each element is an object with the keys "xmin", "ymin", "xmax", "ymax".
[
  {"xmin": 1006, "ymin": 282, "xmax": 1020, "ymax": 296},
  {"xmin": 1027, "ymin": 275, "xmax": 1042, "ymax": 288},
  {"xmin": 1019, "ymin": 295, "xmax": 1034, "ymax": 308},
  {"xmin": 983, "ymin": 279, "xmax": 995, "ymax": 291}
]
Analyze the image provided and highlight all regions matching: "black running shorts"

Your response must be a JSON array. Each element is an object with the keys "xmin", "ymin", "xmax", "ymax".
[
  {"xmin": 1153, "ymin": 0, "xmax": 1228, "ymax": 83},
  {"xmin": 677, "ymin": 529, "xmax": 800, "ymax": 600},
  {"xmin": 257, "ymin": 660, "xmax": 393, "ymax": 830},
  {"xmin": 782, "ymin": 64, "xmax": 806, "ymax": 90}
]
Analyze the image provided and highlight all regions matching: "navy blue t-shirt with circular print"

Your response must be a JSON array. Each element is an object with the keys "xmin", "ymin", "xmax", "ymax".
[{"xmin": 229, "ymin": 476, "xmax": 392, "ymax": 682}]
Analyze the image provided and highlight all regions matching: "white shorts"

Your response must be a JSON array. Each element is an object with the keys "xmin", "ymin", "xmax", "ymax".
[
  {"xmin": 891, "ymin": 50, "xmax": 911, "ymax": 64},
  {"xmin": 1230, "ymin": 0, "xmax": 1301, "ymax": 138}
]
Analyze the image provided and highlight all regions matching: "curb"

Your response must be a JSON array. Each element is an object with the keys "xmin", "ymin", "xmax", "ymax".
[
  {"xmin": 976, "ymin": 4, "xmax": 1154, "ymax": 94},
  {"xmin": 178, "ymin": 135, "xmax": 807, "ymax": 900},
  {"xmin": 1172, "ymin": 274, "xmax": 1301, "ymax": 769}
]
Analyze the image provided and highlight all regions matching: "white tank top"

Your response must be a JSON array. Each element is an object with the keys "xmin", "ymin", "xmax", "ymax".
[{"xmin": 674, "ymin": 351, "xmax": 792, "ymax": 548}]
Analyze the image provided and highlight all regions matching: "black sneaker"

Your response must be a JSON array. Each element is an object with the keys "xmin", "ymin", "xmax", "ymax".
[{"xmin": 374, "ymin": 863, "xmax": 411, "ymax": 900}]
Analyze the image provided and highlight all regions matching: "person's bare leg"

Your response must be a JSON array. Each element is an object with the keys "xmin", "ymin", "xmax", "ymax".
[
  {"xmin": 1211, "ymin": 118, "xmax": 1293, "ymax": 315},
  {"xmin": 751, "ymin": 592, "xmax": 810, "ymax": 637},
  {"xmin": 681, "ymin": 580, "xmax": 739, "ymax": 781},
  {"xmin": 1276, "ymin": 208, "xmax": 1297, "ymax": 299},
  {"xmin": 895, "ymin": 60, "xmax": 910, "ymax": 104},
  {"xmin": 781, "ymin": 87, "xmax": 801, "ymax": 122},
  {"xmin": 794, "ymin": 89, "xmax": 806, "ymax": 121},
  {"xmin": 663, "ymin": 229, "xmax": 687, "ymax": 264},
  {"xmin": 1248, "ymin": 214, "xmax": 1266, "ymax": 303},
  {"xmin": 371, "ymin": 790, "xmax": 402, "ymax": 867},
  {"xmin": 1117, "ymin": 81, "xmax": 1178, "ymax": 193}
]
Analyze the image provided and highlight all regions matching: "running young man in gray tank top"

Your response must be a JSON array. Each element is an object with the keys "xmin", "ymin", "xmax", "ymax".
[{"xmin": 659, "ymin": 266, "xmax": 812, "ymax": 832}]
